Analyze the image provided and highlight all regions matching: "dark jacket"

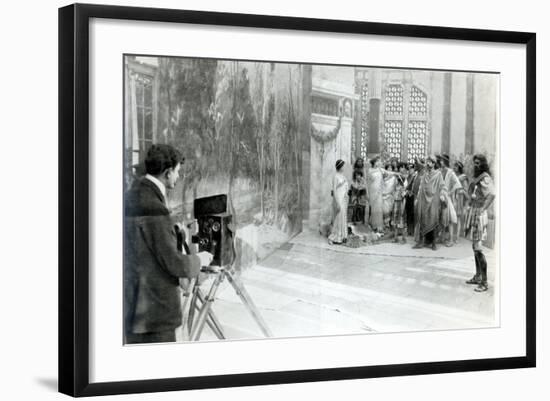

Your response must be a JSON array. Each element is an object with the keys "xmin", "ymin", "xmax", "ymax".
[{"xmin": 124, "ymin": 177, "xmax": 201, "ymax": 336}]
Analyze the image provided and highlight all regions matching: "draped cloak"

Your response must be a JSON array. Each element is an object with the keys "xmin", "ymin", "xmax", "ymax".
[
  {"xmin": 328, "ymin": 172, "xmax": 349, "ymax": 243},
  {"xmin": 441, "ymin": 168, "xmax": 462, "ymax": 227},
  {"xmin": 416, "ymin": 169, "xmax": 448, "ymax": 236},
  {"xmin": 367, "ymin": 168, "xmax": 385, "ymax": 231}
]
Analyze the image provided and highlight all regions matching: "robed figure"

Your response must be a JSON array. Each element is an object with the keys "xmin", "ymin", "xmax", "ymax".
[
  {"xmin": 413, "ymin": 156, "xmax": 448, "ymax": 250},
  {"xmin": 328, "ymin": 159, "xmax": 349, "ymax": 245}
]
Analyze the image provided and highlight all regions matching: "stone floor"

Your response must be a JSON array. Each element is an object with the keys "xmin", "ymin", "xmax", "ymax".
[{"xmin": 178, "ymin": 228, "xmax": 497, "ymax": 342}]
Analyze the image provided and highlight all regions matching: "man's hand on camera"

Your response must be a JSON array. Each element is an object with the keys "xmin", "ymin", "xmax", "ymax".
[
  {"xmin": 197, "ymin": 251, "xmax": 214, "ymax": 267},
  {"xmin": 197, "ymin": 271, "xmax": 209, "ymax": 286}
]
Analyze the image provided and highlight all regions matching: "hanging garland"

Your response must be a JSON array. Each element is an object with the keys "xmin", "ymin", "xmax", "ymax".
[
  {"xmin": 310, "ymin": 115, "xmax": 342, "ymax": 165},
  {"xmin": 310, "ymin": 115, "xmax": 342, "ymax": 144}
]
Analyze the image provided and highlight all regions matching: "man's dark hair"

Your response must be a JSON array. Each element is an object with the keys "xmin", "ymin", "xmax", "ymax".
[
  {"xmin": 144, "ymin": 144, "xmax": 184, "ymax": 176},
  {"xmin": 473, "ymin": 154, "xmax": 491, "ymax": 177},
  {"xmin": 370, "ymin": 156, "xmax": 380, "ymax": 168},
  {"xmin": 454, "ymin": 162, "xmax": 464, "ymax": 175}
]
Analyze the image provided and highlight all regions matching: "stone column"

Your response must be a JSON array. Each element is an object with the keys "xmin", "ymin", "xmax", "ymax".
[
  {"xmin": 368, "ymin": 69, "xmax": 382, "ymax": 154},
  {"xmin": 465, "ymin": 73, "xmax": 475, "ymax": 155},
  {"xmin": 441, "ymin": 72, "xmax": 452, "ymax": 154}
]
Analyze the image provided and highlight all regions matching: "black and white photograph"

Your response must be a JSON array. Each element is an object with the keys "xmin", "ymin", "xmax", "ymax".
[
  {"xmin": 1, "ymin": 0, "xmax": 544, "ymax": 399},
  {"xmin": 123, "ymin": 55, "xmax": 499, "ymax": 344}
]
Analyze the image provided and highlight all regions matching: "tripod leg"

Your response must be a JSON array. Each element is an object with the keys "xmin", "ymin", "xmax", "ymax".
[
  {"xmin": 187, "ymin": 282, "xmax": 200, "ymax": 337},
  {"xmin": 190, "ymin": 273, "xmax": 224, "ymax": 341},
  {"xmin": 196, "ymin": 289, "xmax": 225, "ymax": 340},
  {"xmin": 205, "ymin": 315, "xmax": 225, "ymax": 340},
  {"xmin": 181, "ymin": 277, "xmax": 197, "ymax": 338},
  {"xmin": 191, "ymin": 300, "xmax": 225, "ymax": 340},
  {"xmin": 225, "ymin": 271, "xmax": 273, "ymax": 337}
]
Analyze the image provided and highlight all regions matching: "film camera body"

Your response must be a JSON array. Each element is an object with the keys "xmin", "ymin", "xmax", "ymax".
[{"xmin": 191, "ymin": 194, "xmax": 234, "ymax": 267}]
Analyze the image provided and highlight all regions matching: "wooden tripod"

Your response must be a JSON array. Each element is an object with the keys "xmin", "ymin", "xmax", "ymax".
[{"xmin": 182, "ymin": 267, "xmax": 273, "ymax": 341}]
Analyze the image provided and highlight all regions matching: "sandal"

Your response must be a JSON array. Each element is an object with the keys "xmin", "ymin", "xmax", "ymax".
[{"xmin": 465, "ymin": 276, "xmax": 480, "ymax": 285}]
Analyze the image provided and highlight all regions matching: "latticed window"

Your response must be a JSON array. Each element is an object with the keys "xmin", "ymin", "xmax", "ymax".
[
  {"xmin": 409, "ymin": 86, "xmax": 427, "ymax": 117},
  {"xmin": 384, "ymin": 120, "xmax": 403, "ymax": 159},
  {"xmin": 383, "ymin": 84, "xmax": 403, "ymax": 159},
  {"xmin": 407, "ymin": 121, "xmax": 427, "ymax": 163},
  {"xmin": 127, "ymin": 70, "xmax": 155, "ymax": 166},
  {"xmin": 134, "ymin": 73, "xmax": 154, "ymax": 163},
  {"xmin": 407, "ymin": 86, "xmax": 428, "ymax": 163},
  {"xmin": 385, "ymin": 84, "xmax": 403, "ymax": 115},
  {"xmin": 360, "ymin": 83, "xmax": 369, "ymax": 159}
]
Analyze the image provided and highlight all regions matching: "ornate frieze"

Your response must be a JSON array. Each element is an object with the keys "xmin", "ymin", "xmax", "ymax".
[{"xmin": 312, "ymin": 96, "xmax": 339, "ymax": 117}]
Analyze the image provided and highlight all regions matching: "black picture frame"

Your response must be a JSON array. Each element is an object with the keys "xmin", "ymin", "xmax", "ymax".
[{"xmin": 59, "ymin": 3, "xmax": 536, "ymax": 397}]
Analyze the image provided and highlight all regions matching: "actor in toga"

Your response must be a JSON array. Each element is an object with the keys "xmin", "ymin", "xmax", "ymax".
[{"xmin": 413, "ymin": 155, "xmax": 448, "ymax": 251}]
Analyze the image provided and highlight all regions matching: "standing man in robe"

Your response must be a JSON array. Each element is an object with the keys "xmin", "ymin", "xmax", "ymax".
[
  {"xmin": 464, "ymin": 154, "xmax": 495, "ymax": 292},
  {"xmin": 351, "ymin": 158, "xmax": 368, "ymax": 225},
  {"xmin": 410, "ymin": 157, "xmax": 426, "ymax": 241},
  {"xmin": 453, "ymin": 161, "xmax": 469, "ymax": 241},
  {"xmin": 438, "ymin": 153, "xmax": 462, "ymax": 246},
  {"xmin": 413, "ymin": 155, "xmax": 448, "ymax": 251}
]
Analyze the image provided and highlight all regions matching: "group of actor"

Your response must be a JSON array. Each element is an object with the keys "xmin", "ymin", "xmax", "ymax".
[{"xmin": 328, "ymin": 153, "xmax": 495, "ymax": 292}]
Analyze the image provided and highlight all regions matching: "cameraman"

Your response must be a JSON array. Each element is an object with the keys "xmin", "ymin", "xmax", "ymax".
[{"xmin": 124, "ymin": 144, "xmax": 213, "ymax": 344}]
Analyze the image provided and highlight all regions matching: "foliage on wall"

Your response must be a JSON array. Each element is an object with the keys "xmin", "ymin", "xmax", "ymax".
[{"xmin": 155, "ymin": 58, "xmax": 304, "ymax": 236}]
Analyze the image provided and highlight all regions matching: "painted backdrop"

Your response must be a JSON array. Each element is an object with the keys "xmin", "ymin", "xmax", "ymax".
[{"xmin": 126, "ymin": 56, "xmax": 307, "ymax": 269}]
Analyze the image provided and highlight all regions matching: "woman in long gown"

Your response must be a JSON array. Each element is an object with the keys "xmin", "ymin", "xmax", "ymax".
[
  {"xmin": 367, "ymin": 157, "xmax": 386, "ymax": 232},
  {"xmin": 328, "ymin": 159, "xmax": 349, "ymax": 245},
  {"xmin": 382, "ymin": 165, "xmax": 398, "ymax": 229}
]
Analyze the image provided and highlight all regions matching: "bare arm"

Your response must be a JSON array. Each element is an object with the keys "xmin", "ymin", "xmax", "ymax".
[
  {"xmin": 482, "ymin": 194, "xmax": 496, "ymax": 211},
  {"xmin": 480, "ymin": 176, "xmax": 496, "ymax": 211}
]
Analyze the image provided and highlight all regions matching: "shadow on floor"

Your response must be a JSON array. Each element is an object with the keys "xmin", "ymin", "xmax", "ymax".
[{"xmin": 35, "ymin": 377, "xmax": 57, "ymax": 392}]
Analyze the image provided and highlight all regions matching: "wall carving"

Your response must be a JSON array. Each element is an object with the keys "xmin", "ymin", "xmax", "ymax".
[{"xmin": 312, "ymin": 96, "xmax": 339, "ymax": 116}]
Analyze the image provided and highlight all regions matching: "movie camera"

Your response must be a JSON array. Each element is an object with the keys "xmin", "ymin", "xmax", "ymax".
[
  {"xmin": 191, "ymin": 194, "xmax": 234, "ymax": 267},
  {"xmin": 176, "ymin": 194, "xmax": 272, "ymax": 341}
]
